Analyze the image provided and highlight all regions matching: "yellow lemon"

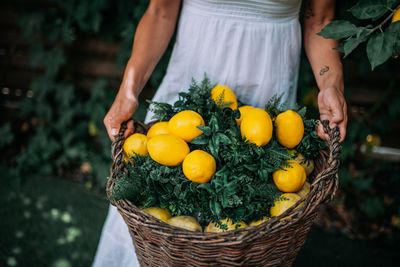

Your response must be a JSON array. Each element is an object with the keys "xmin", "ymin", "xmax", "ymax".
[
  {"xmin": 235, "ymin": 105, "xmax": 254, "ymax": 125},
  {"xmin": 296, "ymin": 181, "xmax": 311, "ymax": 198},
  {"xmin": 123, "ymin": 133, "xmax": 148, "ymax": 160},
  {"xmin": 182, "ymin": 150, "xmax": 216, "ymax": 183},
  {"xmin": 273, "ymin": 160, "xmax": 306, "ymax": 193},
  {"xmin": 168, "ymin": 110, "xmax": 205, "ymax": 142},
  {"xmin": 142, "ymin": 207, "xmax": 172, "ymax": 222},
  {"xmin": 293, "ymin": 153, "xmax": 315, "ymax": 176},
  {"xmin": 166, "ymin": 216, "xmax": 202, "ymax": 231},
  {"xmin": 249, "ymin": 216, "xmax": 270, "ymax": 227},
  {"xmin": 275, "ymin": 110, "xmax": 304, "ymax": 149},
  {"xmin": 270, "ymin": 193, "xmax": 301, "ymax": 217},
  {"xmin": 240, "ymin": 108, "xmax": 273, "ymax": 147},
  {"xmin": 147, "ymin": 121, "xmax": 170, "ymax": 139},
  {"xmin": 392, "ymin": 6, "xmax": 400, "ymax": 23},
  {"xmin": 211, "ymin": 85, "xmax": 238, "ymax": 110},
  {"xmin": 205, "ymin": 218, "xmax": 247, "ymax": 232},
  {"xmin": 147, "ymin": 134, "xmax": 189, "ymax": 166}
]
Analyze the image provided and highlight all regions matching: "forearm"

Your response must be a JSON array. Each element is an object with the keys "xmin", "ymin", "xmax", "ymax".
[
  {"xmin": 304, "ymin": 0, "xmax": 343, "ymax": 93},
  {"xmin": 120, "ymin": 0, "xmax": 181, "ymax": 99}
]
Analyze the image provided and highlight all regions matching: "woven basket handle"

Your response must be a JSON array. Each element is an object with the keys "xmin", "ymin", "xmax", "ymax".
[
  {"xmin": 107, "ymin": 120, "xmax": 148, "ymax": 202},
  {"xmin": 312, "ymin": 120, "xmax": 342, "ymax": 201}
]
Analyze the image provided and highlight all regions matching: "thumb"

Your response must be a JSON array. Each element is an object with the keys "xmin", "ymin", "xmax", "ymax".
[
  {"xmin": 124, "ymin": 120, "xmax": 135, "ymax": 139},
  {"xmin": 329, "ymin": 103, "xmax": 344, "ymax": 129},
  {"xmin": 108, "ymin": 123, "xmax": 121, "ymax": 141},
  {"xmin": 104, "ymin": 114, "xmax": 123, "ymax": 141}
]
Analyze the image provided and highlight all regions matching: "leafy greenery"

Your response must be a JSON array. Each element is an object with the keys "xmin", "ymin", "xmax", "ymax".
[
  {"xmin": 318, "ymin": 0, "xmax": 400, "ymax": 69},
  {"xmin": 110, "ymin": 78, "xmax": 322, "ymax": 225}
]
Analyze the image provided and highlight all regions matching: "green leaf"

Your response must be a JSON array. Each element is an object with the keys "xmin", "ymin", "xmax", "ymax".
[
  {"xmin": 356, "ymin": 27, "xmax": 373, "ymax": 40},
  {"xmin": 208, "ymin": 116, "xmax": 219, "ymax": 132},
  {"xmin": 198, "ymin": 183, "xmax": 214, "ymax": 194},
  {"xmin": 339, "ymin": 27, "xmax": 373, "ymax": 57},
  {"xmin": 197, "ymin": 125, "xmax": 212, "ymax": 135},
  {"xmin": 216, "ymin": 133, "xmax": 232, "ymax": 144},
  {"xmin": 209, "ymin": 200, "xmax": 222, "ymax": 216},
  {"xmin": 317, "ymin": 20, "xmax": 358, "ymax": 39},
  {"xmin": 367, "ymin": 32, "xmax": 394, "ymax": 70},
  {"xmin": 343, "ymin": 37, "xmax": 363, "ymax": 57},
  {"xmin": 334, "ymin": 42, "xmax": 345, "ymax": 53},
  {"xmin": 244, "ymin": 164, "xmax": 259, "ymax": 171},
  {"xmin": 349, "ymin": 0, "xmax": 389, "ymax": 20},
  {"xmin": 190, "ymin": 135, "xmax": 210, "ymax": 145},
  {"xmin": 386, "ymin": 21, "xmax": 400, "ymax": 55},
  {"xmin": 296, "ymin": 106, "xmax": 307, "ymax": 118},
  {"xmin": 387, "ymin": 0, "xmax": 400, "ymax": 8}
]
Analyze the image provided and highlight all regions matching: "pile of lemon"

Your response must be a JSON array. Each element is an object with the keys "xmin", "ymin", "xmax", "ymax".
[
  {"xmin": 123, "ymin": 85, "xmax": 315, "ymax": 232},
  {"xmin": 124, "ymin": 109, "xmax": 215, "ymax": 184}
]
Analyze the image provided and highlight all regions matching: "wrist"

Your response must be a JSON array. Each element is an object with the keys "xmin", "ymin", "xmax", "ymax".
[
  {"xmin": 120, "ymin": 62, "xmax": 143, "ymax": 101},
  {"xmin": 119, "ymin": 82, "xmax": 139, "ymax": 102},
  {"xmin": 318, "ymin": 73, "xmax": 344, "ymax": 94}
]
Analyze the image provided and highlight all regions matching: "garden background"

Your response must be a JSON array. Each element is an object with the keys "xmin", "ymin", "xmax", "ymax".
[{"xmin": 1, "ymin": 0, "xmax": 399, "ymax": 266}]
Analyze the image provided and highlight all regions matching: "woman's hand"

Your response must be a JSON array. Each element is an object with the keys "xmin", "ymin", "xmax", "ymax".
[
  {"xmin": 317, "ymin": 87, "xmax": 347, "ymax": 142},
  {"xmin": 104, "ymin": 88, "xmax": 138, "ymax": 141}
]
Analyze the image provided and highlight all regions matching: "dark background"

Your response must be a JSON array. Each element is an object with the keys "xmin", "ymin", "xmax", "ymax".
[{"xmin": 1, "ymin": 0, "xmax": 399, "ymax": 266}]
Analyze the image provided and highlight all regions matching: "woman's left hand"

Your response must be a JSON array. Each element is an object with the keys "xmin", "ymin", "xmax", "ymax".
[{"xmin": 317, "ymin": 87, "xmax": 347, "ymax": 142}]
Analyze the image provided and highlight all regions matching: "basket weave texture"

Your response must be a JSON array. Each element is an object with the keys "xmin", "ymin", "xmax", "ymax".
[{"xmin": 107, "ymin": 120, "xmax": 341, "ymax": 267}]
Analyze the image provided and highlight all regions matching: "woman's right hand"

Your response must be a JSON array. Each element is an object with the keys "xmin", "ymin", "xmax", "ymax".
[{"xmin": 104, "ymin": 88, "xmax": 138, "ymax": 141}]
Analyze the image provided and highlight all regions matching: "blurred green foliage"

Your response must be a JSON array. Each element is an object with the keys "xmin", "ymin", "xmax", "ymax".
[
  {"xmin": 0, "ymin": 124, "xmax": 14, "ymax": 149},
  {"xmin": 14, "ymin": 0, "xmax": 166, "ymax": 185}
]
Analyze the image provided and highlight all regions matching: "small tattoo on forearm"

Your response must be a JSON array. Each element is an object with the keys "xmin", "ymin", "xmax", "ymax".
[
  {"xmin": 320, "ymin": 66, "xmax": 330, "ymax": 76},
  {"xmin": 305, "ymin": 0, "xmax": 314, "ymax": 19}
]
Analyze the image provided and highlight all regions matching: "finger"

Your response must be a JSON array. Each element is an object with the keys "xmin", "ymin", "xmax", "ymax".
[
  {"xmin": 338, "ymin": 104, "xmax": 348, "ymax": 142},
  {"xmin": 104, "ymin": 114, "xmax": 121, "ymax": 142},
  {"xmin": 329, "ymin": 102, "xmax": 344, "ymax": 129},
  {"xmin": 317, "ymin": 120, "xmax": 329, "ymax": 141},
  {"xmin": 338, "ymin": 122, "xmax": 346, "ymax": 142},
  {"xmin": 124, "ymin": 120, "xmax": 135, "ymax": 139}
]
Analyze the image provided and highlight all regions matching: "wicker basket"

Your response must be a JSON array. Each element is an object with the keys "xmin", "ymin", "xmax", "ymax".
[{"xmin": 107, "ymin": 120, "xmax": 341, "ymax": 267}]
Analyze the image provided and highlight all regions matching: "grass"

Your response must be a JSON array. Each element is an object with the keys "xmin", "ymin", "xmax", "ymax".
[
  {"xmin": 0, "ymin": 166, "xmax": 398, "ymax": 267},
  {"xmin": 0, "ymin": 167, "xmax": 108, "ymax": 267}
]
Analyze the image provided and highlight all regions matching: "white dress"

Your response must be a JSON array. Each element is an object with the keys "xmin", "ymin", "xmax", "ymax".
[{"xmin": 92, "ymin": 0, "xmax": 302, "ymax": 266}]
